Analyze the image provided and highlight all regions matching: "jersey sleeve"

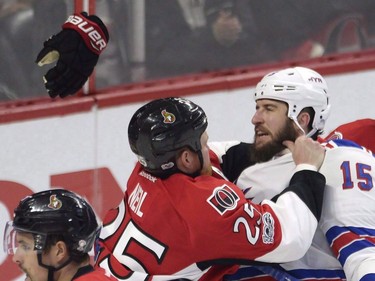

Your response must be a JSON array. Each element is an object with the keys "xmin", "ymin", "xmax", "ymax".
[
  {"xmin": 318, "ymin": 143, "xmax": 375, "ymax": 281},
  {"xmin": 189, "ymin": 169, "xmax": 325, "ymax": 264}
]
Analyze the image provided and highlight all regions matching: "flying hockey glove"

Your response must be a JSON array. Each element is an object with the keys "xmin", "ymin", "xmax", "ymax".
[{"xmin": 35, "ymin": 12, "xmax": 109, "ymax": 98}]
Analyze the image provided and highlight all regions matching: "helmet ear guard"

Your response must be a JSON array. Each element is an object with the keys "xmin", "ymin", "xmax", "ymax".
[
  {"xmin": 315, "ymin": 103, "xmax": 331, "ymax": 130},
  {"xmin": 254, "ymin": 67, "xmax": 330, "ymax": 135}
]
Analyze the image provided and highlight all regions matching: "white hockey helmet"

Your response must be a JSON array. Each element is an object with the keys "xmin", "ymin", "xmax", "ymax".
[{"xmin": 254, "ymin": 66, "xmax": 331, "ymax": 135}]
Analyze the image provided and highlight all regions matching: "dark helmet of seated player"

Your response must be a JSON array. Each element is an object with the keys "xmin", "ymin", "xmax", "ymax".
[
  {"xmin": 4, "ymin": 189, "xmax": 100, "ymax": 279},
  {"xmin": 128, "ymin": 97, "xmax": 208, "ymax": 178}
]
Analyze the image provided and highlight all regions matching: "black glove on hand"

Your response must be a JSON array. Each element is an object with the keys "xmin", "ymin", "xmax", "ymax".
[{"xmin": 36, "ymin": 12, "xmax": 109, "ymax": 98}]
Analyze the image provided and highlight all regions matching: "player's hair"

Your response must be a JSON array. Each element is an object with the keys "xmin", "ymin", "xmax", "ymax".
[{"xmin": 128, "ymin": 97, "xmax": 208, "ymax": 178}]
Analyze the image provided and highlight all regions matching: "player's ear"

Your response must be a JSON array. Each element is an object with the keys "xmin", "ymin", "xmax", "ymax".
[
  {"xmin": 297, "ymin": 111, "xmax": 311, "ymax": 130},
  {"xmin": 176, "ymin": 150, "xmax": 196, "ymax": 173},
  {"xmin": 49, "ymin": 240, "xmax": 69, "ymax": 266}
]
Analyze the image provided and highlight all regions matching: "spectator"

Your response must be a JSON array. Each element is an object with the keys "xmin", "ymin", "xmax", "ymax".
[
  {"xmin": 149, "ymin": 0, "xmax": 274, "ymax": 78},
  {"xmin": 0, "ymin": 0, "xmax": 67, "ymax": 100},
  {"xmin": 145, "ymin": 0, "xmax": 197, "ymax": 78},
  {"xmin": 248, "ymin": 0, "xmax": 371, "ymax": 60}
]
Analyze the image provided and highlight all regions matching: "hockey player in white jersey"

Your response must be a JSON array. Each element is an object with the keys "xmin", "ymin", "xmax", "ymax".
[{"xmin": 210, "ymin": 67, "xmax": 375, "ymax": 281}]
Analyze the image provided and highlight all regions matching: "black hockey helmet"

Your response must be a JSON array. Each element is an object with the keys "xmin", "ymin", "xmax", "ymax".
[
  {"xmin": 9, "ymin": 189, "xmax": 99, "ymax": 256},
  {"xmin": 128, "ymin": 97, "xmax": 208, "ymax": 177}
]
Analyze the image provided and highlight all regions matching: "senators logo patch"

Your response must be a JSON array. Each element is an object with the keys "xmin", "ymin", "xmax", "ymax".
[
  {"xmin": 48, "ymin": 194, "xmax": 62, "ymax": 210},
  {"xmin": 161, "ymin": 110, "xmax": 176, "ymax": 124},
  {"xmin": 207, "ymin": 184, "xmax": 239, "ymax": 215}
]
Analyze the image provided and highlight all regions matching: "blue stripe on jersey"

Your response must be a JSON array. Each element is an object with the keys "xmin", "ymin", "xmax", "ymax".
[
  {"xmin": 360, "ymin": 273, "xmax": 375, "ymax": 281},
  {"xmin": 287, "ymin": 268, "xmax": 346, "ymax": 280},
  {"xmin": 327, "ymin": 139, "xmax": 363, "ymax": 149},
  {"xmin": 337, "ymin": 239, "xmax": 374, "ymax": 265},
  {"xmin": 224, "ymin": 265, "xmax": 346, "ymax": 281},
  {"xmin": 326, "ymin": 139, "xmax": 374, "ymax": 156},
  {"xmin": 224, "ymin": 266, "xmax": 266, "ymax": 280},
  {"xmin": 327, "ymin": 226, "xmax": 375, "ymax": 240},
  {"xmin": 323, "ymin": 138, "xmax": 374, "ymax": 157},
  {"xmin": 326, "ymin": 226, "xmax": 375, "ymax": 265},
  {"xmin": 251, "ymin": 266, "xmax": 301, "ymax": 281}
]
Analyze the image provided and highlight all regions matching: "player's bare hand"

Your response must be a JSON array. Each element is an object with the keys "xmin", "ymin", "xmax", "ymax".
[{"xmin": 283, "ymin": 136, "xmax": 325, "ymax": 170}]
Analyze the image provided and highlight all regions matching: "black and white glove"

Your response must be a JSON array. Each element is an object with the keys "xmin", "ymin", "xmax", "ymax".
[{"xmin": 36, "ymin": 12, "xmax": 109, "ymax": 98}]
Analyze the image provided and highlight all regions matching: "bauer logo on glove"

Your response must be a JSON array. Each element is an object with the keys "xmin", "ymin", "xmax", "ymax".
[{"xmin": 36, "ymin": 12, "xmax": 109, "ymax": 98}]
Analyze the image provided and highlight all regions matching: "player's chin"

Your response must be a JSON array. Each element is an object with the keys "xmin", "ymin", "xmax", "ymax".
[{"xmin": 254, "ymin": 136, "xmax": 272, "ymax": 148}]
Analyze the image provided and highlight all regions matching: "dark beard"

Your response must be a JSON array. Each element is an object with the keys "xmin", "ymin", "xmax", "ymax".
[{"xmin": 251, "ymin": 120, "xmax": 299, "ymax": 163}]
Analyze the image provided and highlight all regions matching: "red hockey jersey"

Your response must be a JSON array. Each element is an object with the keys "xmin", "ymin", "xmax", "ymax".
[
  {"xmin": 95, "ymin": 162, "xmax": 324, "ymax": 280},
  {"xmin": 322, "ymin": 118, "xmax": 375, "ymax": 152}
]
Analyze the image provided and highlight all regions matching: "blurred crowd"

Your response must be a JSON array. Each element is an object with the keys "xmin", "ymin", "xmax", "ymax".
[{"xmin": 1, "ymin": 0, "xmax": 375, "ymax": 101}]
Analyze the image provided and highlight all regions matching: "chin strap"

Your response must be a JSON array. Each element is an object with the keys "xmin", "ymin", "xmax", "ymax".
[
  {"xmin": 190, "ymin": 150, "xmax": 204, "ymax": 177},
  {"xmin": 47, "ymin": 268, "xmax": 54, "ymax": 281},
  {"xmin": 290, "ymin": 116, "xmax": 317, "ymax": 138},
  {"xmin": 37, "ymin": 253, "xmax": 72, "ymax": 281}
]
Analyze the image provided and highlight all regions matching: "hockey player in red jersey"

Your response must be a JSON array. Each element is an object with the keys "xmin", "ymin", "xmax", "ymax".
[
  {"xmin": 210, "ymin": 67, "xmax": 375, "ymax": 281},
  {"xmin": 95, "ymin": 97, "xmax": 326, "ymax": 280},
  {"xmin": 4, "ymin": 189, "xmax": 117, "ymax": 281},
  {"xmin": 322, "ymin": 118, "xmax": 375, "ymax": 154}
]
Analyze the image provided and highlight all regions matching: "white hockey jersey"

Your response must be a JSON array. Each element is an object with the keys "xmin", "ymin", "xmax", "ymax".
[{"xmin": 210, "ymin": 139, "xmax": 375, "ymax": 281}]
